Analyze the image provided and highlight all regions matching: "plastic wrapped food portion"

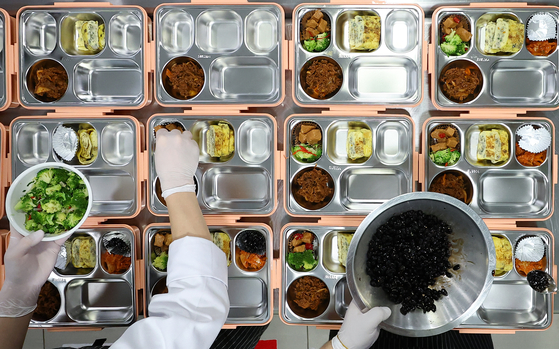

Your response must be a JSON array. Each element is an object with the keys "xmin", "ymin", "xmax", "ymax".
[
  {"xmin": 492, "ymin": 235, "xmax": 513, "ymax": 276},
  {"xmin": 72, "ymin": 236, "xmax": 96, "ymax": 269},
  {"xmin": 349, "ymin": 15, "xmax": 381, "ymax": 51},
  {"xmin": 212, "ymin": 232, "xmax": 231, "ymax": 267},
  {"xmin": 76, "ymin": 20, "xmax": 105, "ymax": 54}
]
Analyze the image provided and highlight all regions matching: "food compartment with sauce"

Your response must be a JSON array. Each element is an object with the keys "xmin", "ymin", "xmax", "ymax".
[
  {"xmin": 281, "ymin": 226, "xmax": 355, "ymax": 325},
  {"xmin": 459, "ymin": 229, "xmax": 554, "ymax": 329},
  {"xmin": 18, "ymin": 6, "xmax": 148, "ymax": 108},
  {"xmin": 144, "ymin": 224, "xmax": 273, "ymax": 325},
  {"xmin": 155, "ymin": 4, "xmax": 283, "ymax": 106},
  {"xmin": 422, "ymin": 118, "xmax": 555, "ymax": 219},
  {"xmin": 148, "ymin": 114, "xmax": 276, "ymax": 216},
  {"xmin": 285, "ymin": 115, "xmax": 414, "ymax": 216},
  {"xmin": 293, "ymin": 4, "xmax": 423, "ymax": 106},
  {"xmin": 432, "ymin": 7, "xmax": 559, "ymax": 109},
  {"xmin": 30, "ymin": 226, "xmax": 137, "ymax": 328},
  {"xmin": 11, "ymin": 117, "xmax": 141, "ymax": 218}
]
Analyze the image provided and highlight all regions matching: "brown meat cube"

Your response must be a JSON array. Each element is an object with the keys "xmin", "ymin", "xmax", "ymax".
[
  {"xmin": 299, "ymin": 132, "xmax": 308, "ymax": 144},
  {"xmin": 444, "ymin": 27, "xmax": 452, "ymax": 35},
  {"xmin": 444, "ymin": 128, "xmax": 455, "ymax": 137},
  {"xmin": 456, "ymin": 27, "xmax": 472, "ymax": 42},
  {"xmin": 301, "ymin": 232, "xmax": 314, "ymax": 244},
  {"xmin": 154, "ymin": 234, "xmax": 165, "ymax": 248},
  {"xmin": 305, "ymin": 129, "xmax": 322, "ymax": 145},
  {"xmin": 447, "ymin": 137, "xmax": 459, "ymax": 148},
  {"xmin": 317, "ymin": 19, "xmax": 328, "ymax": 33},
  {"xmin": 300, "ymin": 124, "xmax": 315, "ymax": 134},
  {"xmin": 431, "ymin": 129, "xmax": 447, "ymax": 140},
  {"xmin": 307, "ymin": 28, "xmax": 319, "ymax": 38},
  {"xmin": 443, "ymin": 17, "xmax": 458, "ymax": 29},
  {"xmin": 164, "ymin": 234, "xmax": 173, "ymax": 247},
  {"xmin": 292, "ymin": 237, "xmax": 304, "ymax": 247},
  {"xmin": 303, "ymin": 30, "xmax": 311, "ymax": 40},
  {"xmin": 306, "ymin": 19, "xmax": 318, "ymax": 29},
  {"xmin": 311, "ymin": 10, "xmax": 323, "ymax": 22},
  {"xmin": 430, "ymin": 143, "xmax": 448, "ymax": 152},
  {"xmin": 293, "ymin": 245, "xmax": 306, "ymax": 253}
]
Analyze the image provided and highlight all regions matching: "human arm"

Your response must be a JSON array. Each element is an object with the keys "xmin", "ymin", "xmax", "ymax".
[
  {"xmin": 0, "ymin": 229, "xmax": 67, "ymax": 349},
  {"xmin": 320, "ymin": 301, "xmax": 391, "ymax": 349}
]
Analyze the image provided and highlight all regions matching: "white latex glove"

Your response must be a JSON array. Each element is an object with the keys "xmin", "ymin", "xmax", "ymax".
[
  {"xmin": 0, "ymin": 228, "xmax": 67, "ymax": 317},
  {"xmin": 332, "ymin": 301, "xmax": 392, "ymax": 349},
  {"xmin": 155, "ymin": 129, "xmax": 199, "ymax": 199}
]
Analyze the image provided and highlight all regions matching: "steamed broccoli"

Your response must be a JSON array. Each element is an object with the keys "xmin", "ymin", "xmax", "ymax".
[
  {"xmin": 288, "ymin": 250, "xmax": 318, "ymax": 271},
  {"xmin": 441, "ymin": 30, "xmax": 469, "ymax": 56},
  {"xmin": 42, "ymin": 200, "xmax": 62, "ymax": 213},
  {"xmin": 14, "ymin": 196, "xmax": 35, "ymax": 211},
  {"xmin": 430, "ymin": 148, "xmax": 461, "ymax": 166},
  {"xmin": 303, "ymin": 39, "xmax": 317, "ymax": 52},
  {"xmin": 303, "ymin": 32, "xmax": 330, "ymax": 52},
  {"xmin": 45, "ymin": 184, "xmax": 62, "ymax": 195},
  {"xmin": 65, "ymin": 212, "xmax": 83, "ymax": 229},
  {"xmin": 153, "ymin": 252, "xmax": 169, "ymax": 271},
  {"xmin": 37, "ymin": 169, "xmax": 54, "ymax": 184}
]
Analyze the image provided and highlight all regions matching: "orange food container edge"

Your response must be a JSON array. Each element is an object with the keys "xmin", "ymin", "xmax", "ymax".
[
  {"xmin": 0, "ymin": 9, "xmax": 14, "ymax": 112},
  {"xmin": 0, "ymin": 123, "xmax": 7, "ymax": 218}
]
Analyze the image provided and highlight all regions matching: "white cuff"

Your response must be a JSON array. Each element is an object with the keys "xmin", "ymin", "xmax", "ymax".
[
  {"xmin": 162, "ymin": 184, "xmax": 196, "ymax": 199},
  {"xmin": 332, "ymin": 335, "xmax": 348, "ymax": 349}
]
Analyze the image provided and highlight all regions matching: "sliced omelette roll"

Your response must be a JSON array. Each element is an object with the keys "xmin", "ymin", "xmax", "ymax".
[
  {"xmin": 477, "ymin": 129, "xmax": 509, "ymax": 164},
  {"xmin": 212, "ymin": 232, "xmax": 231, "ymax": 266},
  {"xmin": 347, "ymin": 127, "xmax": 372, "ymax": 160},
  {"xmin": 207, "ymin": 122, "xmax": 234, "ymax": 159}
]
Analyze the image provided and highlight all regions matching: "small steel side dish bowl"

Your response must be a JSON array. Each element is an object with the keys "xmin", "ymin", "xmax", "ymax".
[
  {"xmin": 6, "ymin": 162, "xmax": 93, "ymax": 241},
  {"xmin": 347, "ymin": 192, "xmax": 495, "ymax": 337}
]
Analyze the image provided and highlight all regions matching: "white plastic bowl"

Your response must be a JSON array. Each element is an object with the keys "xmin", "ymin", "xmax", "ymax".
[{"xmin": 6, "ymin": 163, "xmax": 93, "ymax": 241}]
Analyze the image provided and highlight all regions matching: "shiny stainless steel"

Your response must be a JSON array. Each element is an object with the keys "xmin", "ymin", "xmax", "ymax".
[
  {"xmin": 11, "ymin": 118, "xmax": 139, "ymax": 217},
  {"xmin": 294, "ymin": 5, "xmax": 423, "ymax": 105},
  {"xmin": 460, "ymin": 230, "xmax": 553, "ymax": 329},
  {"xmin": 281, "ymin": 226, "xmax": 355, "ymax": 325},
  {"xmin": 148, "ymin": 115, "xmax": 276, "ymax": 215},
  {"xmin": 144, "ymin": 225, "xmax": 273, "ymax": 324},
  {"xmin": 19, "ymin": 7, "xmax": 146, "ymax": 107},
  {"xmin": 433, "ymin": 8, "xmax": 559, "ymax": 108},
  {"xmin": 0, "ymin": 12, "xmax": 6, "ymax": 109},
  {"xmin": 286, "ymin": 116, "xmax": 413, "ymax": 215},
  {"xmin": 423, "ymin": 119, "xmax": 554, "ymax": 218},
  {"xmin": 155, "ymin": 4, "xmax": 283, "ymax": 104},
  {"xmin": 30, "ymin": 227, "xmax": 136, "ymax": 328},
  {"xmin": 346, "ymin": 192, "xmax": 496, "ymax": 337}
]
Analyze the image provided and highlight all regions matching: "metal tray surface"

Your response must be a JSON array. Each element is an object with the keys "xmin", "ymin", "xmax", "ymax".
[
  {"xmin": 148, "ymin": 114, "xmax": 275, "ymax": 215},
  {"xmin": 423, "ymin": 118, "xmax": 554, "ymax": 219},
  {"xmin": 155, "ymin": 4, "xmax": 283, "ymax": 105},
  {"xmin": 433, "ymin": 8, "xmax": 559, "ymax": 108},
  {"xmin": 0, "ymin": 11, "xmax": 6, "ymax": 109},
  {"xmin": 286, "ymin": 116, "xmax": 413, "ymax": 215},
  {"xmin": 459, "ymin": 230, "xmax": 553, "ymax": 330},
  {"xmin": 293, "ymin": 5, "xmax": 423, "ymax": 105},
  {"xmin": 11, "ymin": 118, "xmax": 139, "ymax": 217},
  {"xmin": 30, "ymin": 227, "xmax": 136, "ymax": 328},
  {"xmin": 19, "ymin": 7, "xmax": 146, "ymax": 108},
  {"xmin": 144, "ymin": 225, "xmax": 273, "ymax": 325},
  {"xmin": 281, "ymin": 226, "xmax": 355, "ymax": 325}
]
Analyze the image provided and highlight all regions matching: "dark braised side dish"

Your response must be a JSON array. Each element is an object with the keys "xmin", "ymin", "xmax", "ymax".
[
  {"xmin": 429, "ymin": 172, "xmax": 471, "ymax": 204},
  {"xmin": 440, "ymin": 67, "xmax": 481, "ymax": 102},
  {"xmin": 292, "ymin": 276, "xmax": 329, "ymax": 311},
  {"xmin": 366, "ymin": 210, "xmax": 459, "ymax": 315},
  {"xmin": 34, "ymin": 67, "xmax": 68, "ymax": 100},
  {"xmin": 296, "ymin": 168, "xmax": 333, "ymax": 203},
  {"xmin": 304, "ymin": 59, "xmax": 342, "ymax": 99},
  {"xmin": 166, "ymin": 62, "xmax": 204, "ymax": 99},
  {"xmin": 33, "ymin": 282, "xmax": 61, "ymax": 321}
]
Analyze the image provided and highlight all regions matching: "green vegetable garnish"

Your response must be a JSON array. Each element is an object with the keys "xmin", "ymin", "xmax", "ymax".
[
  {"xmin": 292, "ymin": 144, "xmax": 322, "ymax": 162},
  {"xmin": 430, "ymin": 148, "xmax": 461, "ymax": 166},
  {"xmin": 14, "ymin": 168, "xmax": 88, "ymax": 234},
  {"xmin": 153, "ymin": 251, "xmax": 169, "ymax": 271},
  {"xmin": 288, "ymin": 250, "xmax": 318, "ymax": 271},
  {"xmin": 304, "ymin": 32, "xmax": 330, "ymax": 52},
  {"xmin": 441, "ymin": 30, "xmax": 469, "ymax": 56}
]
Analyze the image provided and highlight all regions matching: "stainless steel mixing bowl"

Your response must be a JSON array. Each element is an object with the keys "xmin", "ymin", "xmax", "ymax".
[{"xmin": 347, "ymin": 192, "xmax": 496, "ymax": 337}]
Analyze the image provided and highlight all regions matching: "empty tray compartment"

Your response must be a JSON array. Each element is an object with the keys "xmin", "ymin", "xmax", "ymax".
[
  {"xmin": 159, "ymin": 9, "xmax": 193, "ymax": 53},
  {"xmin": 83, "ymin": 169, "xmax": 136, "ymax": 216},
  {"xmin": 334, "ymin": 277, "xmax": 352, "ymax": 318},
  {"xmin": 109, "ymin": 11, "xmax": 142, "ymax": 56},
  {"xmin": 209, "ymin": 56, "xmax": 279, "ymax": 100},
  {"xmin": 245, "ymin": 10, "xmax": 278, "ymax": 54},
  {"xmin": 237, "ymin": 119, "xmax": 272, "ymax": 164},
  {"xmin": 385, "ymin": 10, "xmax": 418, "ymax": 53},
  {"xmin": 228, "ymin": 277, "xmax": 267, "ymax": 319},
  {"xmin": 22, "ymin": 11, "xmax": 56, "ymax": 56},
  {"xmin": 101, "ymin": 122, "xmax": 135, "ymax": 166},
  {"xmin": 375, "ymin": 121, "xmax": 410, "ymax": 165},
  {"xmin": 15, "ymin": 122, "xmax": 50, "ymax": 165},
  {"xmin": 196, "ymin": 10, "xmax": 242, "ymax": 54}
]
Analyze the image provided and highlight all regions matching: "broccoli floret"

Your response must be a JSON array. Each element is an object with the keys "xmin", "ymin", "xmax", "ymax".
[
  {"xmin": 430, "ymin": 149, "xmax": 461, "ymax": 166},
  {"xmin": 441, "ymin": 42, "xmax": 457, "ymax": 55},
  {"xmin": 303, "ymin": 39, "xmax": 317, "ymax": 52},
  {"xmin": 30, "ymin": 210, "xmax": 47, "ymax": 225},
  {"xmin": 44, "ymin": 214, "xmax": 55, "ymax": 226},
  {"xmin": 55, "ymin": 212, "xmax": 66, "ymax": 225},
  {"xmin": 153, "ymin": 252, "xmax": 169, "ymax": 271},
  {"xmin": 65, "ymin": 212, "xmax": 83, "ymax": 229},
  {"xmin": 45, "ymin": 184, "xmax": 62, "ymax": 195},
  {"xmin": 14, "ymin": 196, "xmax": 35, "ymax": 211},
  {"xmin": 52, "ymin": 168, "xmax": 69, "ymax": 183},
  {"xmin": 37, "ymin": 169, "xmax": 55, "ymax": 184},
  {"xmin": 287, "ymin": 250, "xmax": 317, "ymax": 271},
  {"xmin": 42, "ymin": 200, "xmax": 62, "ymax": 213},
  {"xmin": 314, "ymin": 32, "xmax": 330, "ymax": 51},
  {"xmin": 25, "ymin": 218, "xmax": 41, "ymax": 231},
  {"xmin": 446, "ymin": 30, "xmax": 462, "ymax": 46},
  {"xmin": 441, "ymin": 30, "xmax": 466, "ymax": 56},
  {"xmin": 448, "ymin": 149, "xmax": 461, "ymax": 166}
]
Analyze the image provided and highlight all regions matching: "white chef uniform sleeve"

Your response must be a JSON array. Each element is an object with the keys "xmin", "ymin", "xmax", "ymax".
[{"xmin": 111, "ymin": 236, "xmax": 229, "ymax": 349}]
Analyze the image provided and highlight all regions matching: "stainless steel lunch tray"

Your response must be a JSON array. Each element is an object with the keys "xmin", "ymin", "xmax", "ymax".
[
  {"xmin": 144, "ymin": 223, "xmax": 273, "ymax": 326},
  {"xmin": 148, "ymin": 114, "xmax": 276, "ymax": 216},
  {"xmin": 458, "ymin": 229, "xmax": 554, "ymax": 330},
  {"xmin": 432, "ymin": 6, "xmax": 559, "ymax": 109},
  {"xmin": 0, "ymin": 9, "xmax": 8, "ymax": 111},
  {"xmin": 154, "ymin": 3, "xmax": 284, "ymax": 106},
  {"xmin": 280, "ymin": 224, "xmax": 356, "ymax": 326},
  {"xmin": 285, "ymin": 115, "xmax": 414, "ymax": 216},
  {"xmin": 422, "ymin": 118, "xmax": 556, "ymax": 219},
  {"xmin": 11, "ymin": 117, "xmax": 141, "ymax": 218},
  {"xmin": 293, "ymin": 4, "xmax": 424, "ymax": 106},
  {"xmin": 17, "ymin": 6, "xmax": 147, "ymax": 108},
  {"xmin": 30, "ymin": 226, "xmax": 137, "ymax": 328}
]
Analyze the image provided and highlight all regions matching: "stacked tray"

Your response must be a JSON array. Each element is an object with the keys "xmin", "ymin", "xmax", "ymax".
[
  {"xmin": 144, "ymin": 223, "xmax": 273, "ymax": 325},
  {"xmin": 285, "ymin": 115, "xmax": 414, "ymax": 216},
  {"xmin": 293, "ymin": 4, "xmax": 424, "ymax": 106},
  {"xmin": 421, "ymin": 118, "xmax": 556, "ymax": 219},
  {"xmin": 10, "ymin": 117, "xmax": 142, "ymax": 218},
  {"xmin": 459, "ymin": 229, "xmax": 554, "ymax": 330},
  {"xmin": 17, "ymin": 5, "xmax": 148, "ymax": 108},
  {"xmin": 147, "ymin": 114, "xmax": 277, "ymax": 216},
  {"xmin": 0, "ymin": 9, "xmax": 11, "ymax": 111},
  {"xmin": 280, "ymin": 225, "xmax": 355, "ymax": 325},
  {"xmin": 30, "ymin": 226, "xmax": 137, "ymax": 328},
  {"xmin": 154, "ymin": 3, "xmax": 284, "ymax": 106},
  {"xmin": 431, "ymin": 6, "xmax": 559, "ymax": 109}
]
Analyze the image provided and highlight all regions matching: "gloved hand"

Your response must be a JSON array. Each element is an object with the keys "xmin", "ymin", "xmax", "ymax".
[
  {"xmin": 155, "ymin": 129, "xmax": 199, "ymax": 199},
  {"xmin": 0, "ymin": 228, "xmax": 67, "ymax": 317},
  {"xmin": 332, "ymin": 301, "xmax": 392, "ymax": 349}
]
